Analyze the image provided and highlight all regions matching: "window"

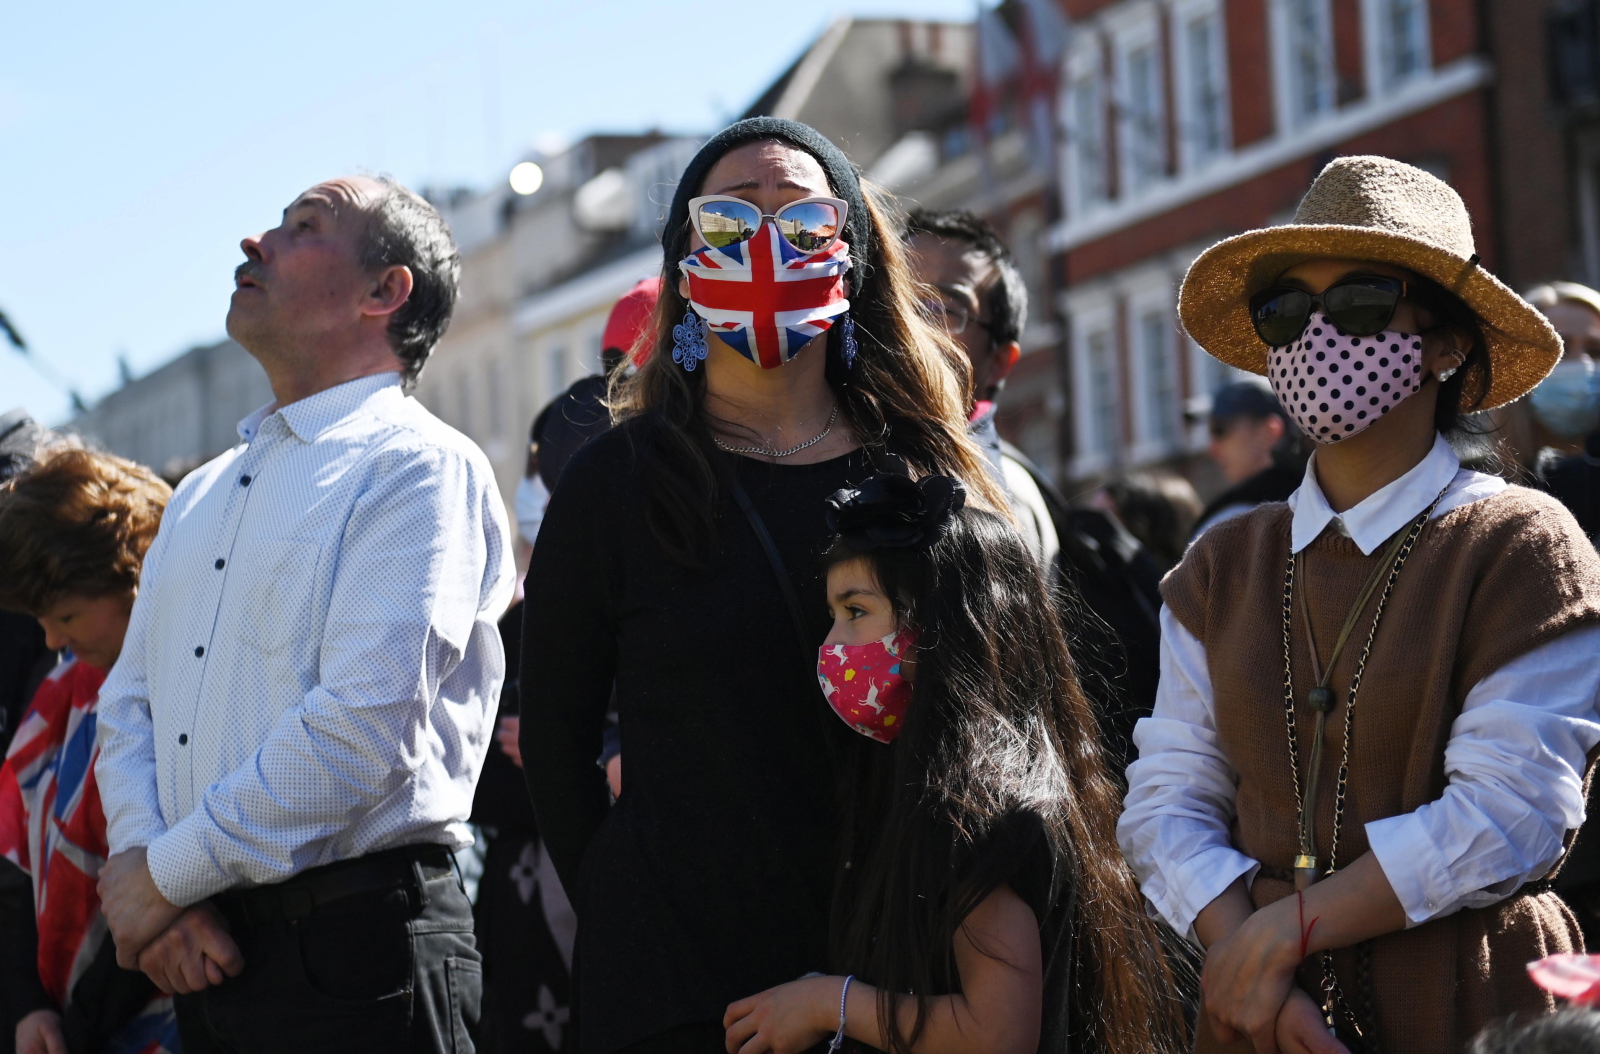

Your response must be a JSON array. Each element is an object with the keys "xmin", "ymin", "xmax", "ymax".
[
  {"xmin": 1364, "ymin": 0, "xmax": 1430, "ymax": 94},
  {"xmin": 1175, "ymin": 1, "xmax": 1231, "ymax": 170},
  {"xmin": 1088, "ymin": 330, "xmax": 1119, "ymax": 459},
  {"xmin": 1274, "ymin": 0, "xmax": 1335, "ymax": 126},
  {"xmin": 581, "ymin": 330, "xmax": 605, "ymax": 376},
  {"xmin": 1064, "ymin": 51, "xmax": 1110, "ymax": 216},
  {"xmin": 1137, "ymin": 309, "xmax": 1178, "ymax": 448},
  {"xmin": 546, "ymin": 345, "xmax": 568, "ymax": 401},
  {"xmin": 1120, "ymin": 41, "xmax": 1166, "ymax": 194},
  {"xmin": 487, "ymin": 357, "xmax": 505, "ymax": 438},
  {"xmin": 456, "ymin": 372, "xmax": 474, "ymax": 431}
]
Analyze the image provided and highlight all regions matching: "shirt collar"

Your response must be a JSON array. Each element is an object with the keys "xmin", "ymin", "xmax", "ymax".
[
  {"xmin": 236, "ymin": 372, "xmax": 403, "ymax": 444},
  {"xmin": 1288, "ymin": 432, "xmax": 1460, "ymax": 555},
  {"xmin": 966, "ymin": 403, "xmax": 1005, "ymax": 478}
]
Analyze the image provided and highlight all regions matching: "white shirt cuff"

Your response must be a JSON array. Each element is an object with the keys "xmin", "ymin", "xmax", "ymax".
[
  {"xmin": 1156, "ymin": 845, "xmax": 1262, "ymax": 940},
  {"xmin": 1366, "ymin": 812, "xmax": 1457, "ymax": 926},
  {"xmin": 146, "ymin": 820, "xmax": 232, "ymax": 908}
]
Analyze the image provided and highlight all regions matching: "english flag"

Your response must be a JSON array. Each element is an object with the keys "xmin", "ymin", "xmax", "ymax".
[{"xmin": 680, "ymin": 225, "xmax": 852, "ymax": 369}]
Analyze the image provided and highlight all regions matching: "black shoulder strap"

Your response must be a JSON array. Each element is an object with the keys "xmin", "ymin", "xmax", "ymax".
[{"xmin": 729, "ymin": 476, "xmax": 813, "ymax": 661}]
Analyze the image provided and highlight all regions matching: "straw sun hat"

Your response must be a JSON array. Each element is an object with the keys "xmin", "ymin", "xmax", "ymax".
[{"xmin": 1178, "ymin": 155, "xmax": 1560, "ymax": 410}]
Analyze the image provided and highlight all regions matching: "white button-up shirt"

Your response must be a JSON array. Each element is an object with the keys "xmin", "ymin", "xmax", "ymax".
[
  {"xmin": 96, "ymin": 372, "xmax": 514, "ymax": 907},
  {"xmin": 1119, "ymin": 434, "xmax": 1600, "ymax": 937}
]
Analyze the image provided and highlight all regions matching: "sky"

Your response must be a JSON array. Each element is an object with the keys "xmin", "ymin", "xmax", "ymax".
[{"xmin": 1, "ymin": 0, "xmax": 977, "ymax": 425}]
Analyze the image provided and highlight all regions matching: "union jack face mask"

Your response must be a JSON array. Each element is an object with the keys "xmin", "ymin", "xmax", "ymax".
[{"xmin": 679, "ymin": 196, "xmax": 853, "ymax": 369}]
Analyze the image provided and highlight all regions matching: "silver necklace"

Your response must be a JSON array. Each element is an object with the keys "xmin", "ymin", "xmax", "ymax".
[{"xmin": 712, "ymin": 405, "xmax": 840, "ymax": 458}]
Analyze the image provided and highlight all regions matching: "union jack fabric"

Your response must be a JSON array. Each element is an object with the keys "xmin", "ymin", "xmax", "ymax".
[
  {"xmin": 0, "ymin": 657, "xmax": 178, "ymax": 1053},
  {"xmin": 680, "ymin": 225, "xmax": 852, "ymax": 369}
]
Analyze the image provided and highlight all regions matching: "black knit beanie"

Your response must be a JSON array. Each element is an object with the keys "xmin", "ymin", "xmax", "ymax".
[{"xmin": 663, "ymin": 118, "xmax": 871, "ymax": 284}]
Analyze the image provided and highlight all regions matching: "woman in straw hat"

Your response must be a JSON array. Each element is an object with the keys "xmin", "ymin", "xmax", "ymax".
[{"xmin": 1118, "ymin": 154, "xmax": 1600, "ymax": 1054}]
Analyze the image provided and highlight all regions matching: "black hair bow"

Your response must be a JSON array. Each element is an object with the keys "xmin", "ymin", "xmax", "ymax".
[{"xmin": 824, "ymin": 473, "xmax": 966, "ymax": 551}]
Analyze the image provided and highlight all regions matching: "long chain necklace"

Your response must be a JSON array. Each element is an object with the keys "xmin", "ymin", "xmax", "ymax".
[
  {"xmin": 712, "ymin": 405, "xmax": 840, "ymax": 459},
  {"xmin": 1279, "ymin": 484, "xmax": 1447, "ymax": 1044}
]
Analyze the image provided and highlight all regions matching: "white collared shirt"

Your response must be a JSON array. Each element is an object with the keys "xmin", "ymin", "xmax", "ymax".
[
  {"xmin": 96, "ymin": 372, "xmax": 514, "ymax": 907},
  {"xmin": 1118, "ymin": 434, "xmax": 1600, "ymax": 937}
]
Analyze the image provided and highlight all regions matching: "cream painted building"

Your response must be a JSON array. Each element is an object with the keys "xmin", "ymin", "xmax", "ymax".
[{"xmin": 417, "ymin": 135, "xmax": 697, "ymax": 517}]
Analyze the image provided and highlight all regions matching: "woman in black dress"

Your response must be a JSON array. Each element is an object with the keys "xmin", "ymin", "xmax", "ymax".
[{"xmin": 518, "ymin": 118, "xmax": 1005, "ymax": 1054}]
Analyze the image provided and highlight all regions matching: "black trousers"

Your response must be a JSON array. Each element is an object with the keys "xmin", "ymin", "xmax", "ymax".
[{"xmin": 174, "ymin": 848, "xmax": 482, "ymax": 1054}]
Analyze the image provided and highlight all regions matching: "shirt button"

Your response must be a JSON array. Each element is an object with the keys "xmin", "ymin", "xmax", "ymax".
[
  {"xmin": 194, "ymin": 646, "xmax": 205, "ymax": 658},
  {"xmin": 214, "ymin": 558, "xmax": 225, "ymax": 570},
  {"xmin": 178, "ymin": 733, "xmax": 189, "ymax": 746},
  {"xmin": 240, "ymin": 475, "xmax": 252, "ymax": 487}
]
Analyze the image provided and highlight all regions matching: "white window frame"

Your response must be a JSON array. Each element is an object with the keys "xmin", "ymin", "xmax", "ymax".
[
  {"xmin": 1269, "ymin": 0, "xmax": 1337, "ymax": 132},
  {"xmin": 1184, "ymin": 332, "xmax": 1253, "ymax": 451},
  {"xmin": 1361, "ymin": 0, "xmax": 1432, "ymax": 97},
  {"xmin": 1062, "ymin": 38, "xmax": 1111, "ymax": 219},
  {"xmin": 1109, "ymin": 4, "xmax": 1167, "ymax": 197},
  {"xmin": 1067, "ymin": 292, "xmax": 1121, "ymax": 478},
  {"xmin": 1171, "ymin": 0, "xmax": 1232, "ymax": 172},
  {"xmin": 540, "ymin": 335, "xmax": 570, "ymax": 406},
  {"xmin": 1122, "ymin": 271, "xmax": 1182, "ymax": 463}
]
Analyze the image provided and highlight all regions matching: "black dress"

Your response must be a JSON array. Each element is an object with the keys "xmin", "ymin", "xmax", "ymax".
[
  {"xmin": 472, "ymin": 601, "xmax": 578, "ymax": 1054},
  {"xmin": 519, "ymin": 421, "xmax": 872, "ymax": 1053}
]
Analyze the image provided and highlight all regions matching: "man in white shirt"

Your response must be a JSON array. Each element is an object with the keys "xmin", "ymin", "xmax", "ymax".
[{"xmin": 94, "ymin": 176, "xmax": 513, "ymax": 1053}]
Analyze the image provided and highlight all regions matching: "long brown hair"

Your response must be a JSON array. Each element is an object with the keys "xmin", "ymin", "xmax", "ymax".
[
  {"xmin": 824, "ymin": 508, "xmax": 1192, "ymax": 1054},
  {"xmin": 610, "ymin": 150, "xmax": 1007, "ymax": 567}
]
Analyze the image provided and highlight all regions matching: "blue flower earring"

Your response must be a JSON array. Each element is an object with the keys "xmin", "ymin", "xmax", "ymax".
[
  {"xmin": 838, "ymin": 312, "xmax": 858, "ymax": 370},
  {"xmin": 672, "ymin": 310, "xmax": 709, "ymax": 372}
]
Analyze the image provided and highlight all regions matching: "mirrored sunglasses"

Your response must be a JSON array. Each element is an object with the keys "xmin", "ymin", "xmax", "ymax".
[{"xmin": 688, "ymin": 195, "xmax": 848, "ymax": 254}]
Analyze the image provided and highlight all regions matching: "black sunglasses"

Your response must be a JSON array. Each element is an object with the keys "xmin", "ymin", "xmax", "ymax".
[{"xmin": 1249, "ymin": 274, "xmax": 1409, "ymax": 347}]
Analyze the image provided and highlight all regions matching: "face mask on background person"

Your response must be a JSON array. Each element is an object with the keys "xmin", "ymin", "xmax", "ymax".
[
  {"xmin": 1529, "ymin": 357, "xmax": 1600, "ymax": 437},
  {"xmin": 514, "ymin": 474, "xmax": 550, "ymax": 547},
  {"xmin": 1267, "ymin": 312, "xmax": 1429, "ymax": 443}
]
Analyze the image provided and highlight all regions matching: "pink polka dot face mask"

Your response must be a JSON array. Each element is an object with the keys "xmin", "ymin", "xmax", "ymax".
[{"xmin": 1267, "ymin": 312, "xmax": 1426, "ymax": 443}]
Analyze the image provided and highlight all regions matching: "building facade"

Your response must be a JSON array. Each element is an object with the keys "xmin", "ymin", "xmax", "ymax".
[
  {"xmin": 417, "ymin": 134, "xmax": 696, "ymax": 513},
  {"xmin": 73, "ymin": 3, "xmax": 1587, "ymax": 507},
  {"xmin": 67, "ymin": 339, "xmax": 272, "ymax": 481},
  {"xmin": 1023, "ymin": 0, "xmax": 1577, "ymax": 487}
]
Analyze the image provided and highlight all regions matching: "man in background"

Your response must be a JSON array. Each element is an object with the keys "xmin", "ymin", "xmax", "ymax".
[
  {"xmin": 904, "ymin": 209, "xmax": 1162, "ymax": 776},
  {"xmin": 94, "ymin": 176, "xmax": 512, "ymax": 1053},
  {"xmin": 1189, "ymin": 377, "xmax": 1306, "ymax": 536}
]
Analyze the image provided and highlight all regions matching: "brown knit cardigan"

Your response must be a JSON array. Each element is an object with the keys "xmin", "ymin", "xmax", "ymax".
[{"xmin": 1162, "ymin": 486, "xmax": 1600, "ymax": 1054}]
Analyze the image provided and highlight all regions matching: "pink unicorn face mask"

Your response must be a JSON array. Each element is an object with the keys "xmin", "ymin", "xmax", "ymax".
[
  {"xmin": 1267, "ymin": 312, "xmax": 1427, "ymax": 443},
  {"xmin": 816, "ymin": 627, "xmax": 915, "ymax": 744}
]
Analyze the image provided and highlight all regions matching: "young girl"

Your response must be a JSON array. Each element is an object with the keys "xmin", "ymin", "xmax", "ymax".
[{"xmin": 723, "ymin": 473, "xmax": 1189, "ymax": 1054}]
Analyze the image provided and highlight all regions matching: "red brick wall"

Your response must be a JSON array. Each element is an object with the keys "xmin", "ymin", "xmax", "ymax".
[
  {"xmin": 1227, "ymin": 0, "xmax": 1275, "ymax": 147},
  {"xmin": 1483, "ymin": 0, "xmax": 1574, "ymax": 288},
  {"xmin": 1061, "ymin": 0, "xmax": 1123, "ymax": 19},
  {"xmin": 1063, "ymin": 90, "xmax": 1498, "ymax": 283},
  {"xmin": 1431, "ymin": 0, "xmax": 1480, "ymax": 66}
]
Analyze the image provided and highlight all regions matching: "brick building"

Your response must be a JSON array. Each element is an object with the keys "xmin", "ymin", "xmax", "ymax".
[{"xmin": 970, "ymin": 0, "xmax": 1584, "ymax": 489}]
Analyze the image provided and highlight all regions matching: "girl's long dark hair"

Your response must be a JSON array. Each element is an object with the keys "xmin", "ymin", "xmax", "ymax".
[
  {"xmin": 610, "ymin": 148, "xmax": 1007, "ymax": 568},
  {"xmin": 824, "ymin": 509, "xmax": 1190, "ymax": 1054}
]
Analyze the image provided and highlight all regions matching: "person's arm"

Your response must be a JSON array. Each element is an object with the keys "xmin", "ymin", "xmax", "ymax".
[
  {"xmin": 139, "ymin": 446, "xmax": 511, "ymax": 906},
  {"xmin": 1364, "ymin": 622, "xmax": 1600, "ymax": 923},
  {"xmin": 1199, "ymin": 624, "xmax": 1600, "ymax": 1053},
  {"xmin": 518, "ymin": 451, "xmax": 619, "ymax": 899},
  {"xmin": 94, "ymin": 518, "xmax": 175, "ymax": 856},
  {"xmin": 1116, "ymin": 606, "xmax": 1260, "ymax": 940},
  {"xmin": 722, "ymin": 884, "xmax": 1042, "ymax": 1054},
  {"xmin": 0, "ymin": 860, "xmax": 51, "ymax": 1043}
]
